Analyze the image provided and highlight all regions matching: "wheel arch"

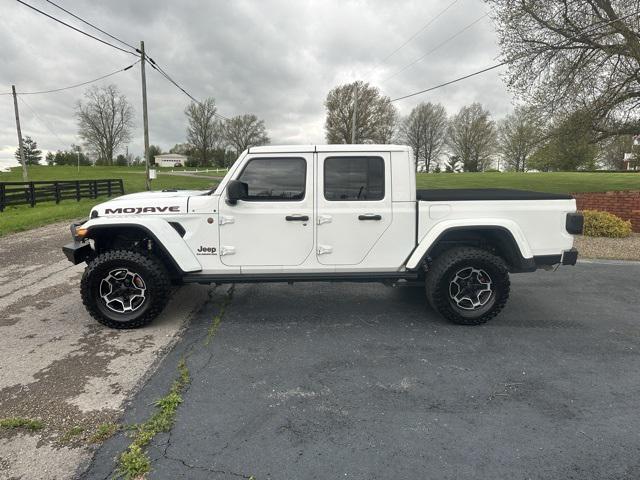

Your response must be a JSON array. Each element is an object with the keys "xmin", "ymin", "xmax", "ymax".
[
  {"xmin": 83, "ymin": 219, "xmax": 201, "ymax": 275},
  {"xmin": 406, "ymin": 223, "xmax": 535, "ymax": 273}
]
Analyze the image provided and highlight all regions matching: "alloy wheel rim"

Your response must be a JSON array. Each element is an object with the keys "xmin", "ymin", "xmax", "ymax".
[
  {"xmin": 99, "ymin": 268, "xmax": 147, "ymax": 314},
  {"xmin": 448, "ymin": 267, "xmax": 493, "ymax": 311}
]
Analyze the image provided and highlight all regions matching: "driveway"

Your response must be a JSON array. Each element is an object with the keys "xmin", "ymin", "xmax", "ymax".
[
  {"xmin": 84, "ymin": 260, "xmax": 640, "ymax": 480},
  {"xmin": 0, "ymin": 222, "xmax": 211, "ymax": 479}
]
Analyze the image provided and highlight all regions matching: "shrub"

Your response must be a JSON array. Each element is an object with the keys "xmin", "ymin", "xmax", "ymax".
[{"xmin": 582, "ymin": 210, "xmax": 632, "ymax": 238}]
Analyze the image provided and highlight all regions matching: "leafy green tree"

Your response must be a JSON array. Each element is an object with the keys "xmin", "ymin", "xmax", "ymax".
[
  {"xmin": 169, "ymin": 143, "xmax": 193, "ymax": 155},
  {"xmin": 51, "ymin": 146, "xmax": 91, "ymax": 166},
  {"xmin": 115, "ymin": 154, "xmax": 128, "ymax": 166},
  {"xmin": 599, "ymin": 135, "xmax": 635, "ymax": 170},
  {"xmin": 148, "ymin": 145, "xmax": 162, "ymax": 165},
  {"xmin": 14, "ymin": 136, "xmax": 42, "ymax": 165},
  {"xmin": 529, "ymin": 110, "xmax": 599, "ymax": 171}
]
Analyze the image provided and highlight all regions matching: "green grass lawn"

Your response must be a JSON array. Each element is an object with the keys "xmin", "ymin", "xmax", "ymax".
[
  {"xmin": 1, "ymin": 167, "xmax": 639, "ymax": 236},
  {"xmin": 416, "ymin": 171, "xmax": 640, "ymax": 193},
  {"xmin": 0, "ymin": 166, "xmax": 217, "ymax": 237}
]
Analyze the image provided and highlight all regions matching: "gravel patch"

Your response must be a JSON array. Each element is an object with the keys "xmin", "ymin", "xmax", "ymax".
[
  {"xmin": 574, "ymin": 233, "xmax": 640, "ymax": 261},
  {"xmin": 0, "ymin": 222, "xmax": 211, "ymax": 479}
]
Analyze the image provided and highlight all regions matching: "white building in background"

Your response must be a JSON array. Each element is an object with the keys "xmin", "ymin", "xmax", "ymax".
[
  {"xmin": 622, "ymin": 153, "xmax": 638, "ymax": 171},
  {"xmin": 621, "ymin": 135, "xmax": 640, "ymax": 171},
  {"xmin": 154, "ymin": 153, "xmax": 187, "ymax": 167}
]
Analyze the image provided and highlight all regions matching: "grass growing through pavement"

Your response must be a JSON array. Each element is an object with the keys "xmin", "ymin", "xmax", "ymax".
[
  {"xmin": 0, "ymin": 166, "xmax": 217, "ymax": 237},
  {"xmin": 59, "ymin": 425, "xmax": 84, "ymax": 444},
  {"xmin": 0, "ymin": 417, "xmax": 44, "ymax": 431},
  {"xmin": 89, "ymin": 422, "xmax": 121, "ymax": 443},
  {"xmin": 117, "ymin": 359, "xmax": 190, "ymax": 479},
  {"xmin": 206, "ymin": 286, "xmax": 235, "ymax": 346},
  {"xmin": 115, "ymin": 288, "xmax": 235, "ymax": 478}
]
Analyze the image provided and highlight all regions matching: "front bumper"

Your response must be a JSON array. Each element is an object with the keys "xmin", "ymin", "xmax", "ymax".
[
  {"xmin": 62, "ymin": 241, "xmax": 93, "ymax": 265},
  {"xmin": 63, "ymin": 219, "xmax": 92, "ymax": 265}
]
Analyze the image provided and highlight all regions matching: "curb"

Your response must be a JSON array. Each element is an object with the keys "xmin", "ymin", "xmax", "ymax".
[{"xmin": 578, "ymin": 258, "xmax": 640, "ymax": 266}]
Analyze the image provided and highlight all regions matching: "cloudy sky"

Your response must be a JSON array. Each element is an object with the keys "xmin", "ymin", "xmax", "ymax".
[{"xmin": 0, "ymin": 0, "xmax": 513, "ymax": 167}]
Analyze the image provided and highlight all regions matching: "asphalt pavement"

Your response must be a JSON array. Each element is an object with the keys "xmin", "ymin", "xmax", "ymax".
[{"xmin": 83, "ymin": 260, "xmax": 640, "ymax": 480}]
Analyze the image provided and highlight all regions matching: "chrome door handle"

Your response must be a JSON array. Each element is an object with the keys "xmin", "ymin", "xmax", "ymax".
[
  {"xmin": 286, "ymin": 215, "xmax": 309, "ymax": 221},
  {"xmin": 358, "ymin": 214, "xmax": 382, "ymax": 221}
]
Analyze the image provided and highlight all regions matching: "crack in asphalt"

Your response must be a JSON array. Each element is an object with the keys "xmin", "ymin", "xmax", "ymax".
[
  {"xmin": 158, "ymin": 406, "xmax": 254, "ymax": 480},
  {"xmin": 95, "ymin": 285, "xmax": 239, "ymax": 479},
  {"xmin": 162, "ymin": 453, "xmax": 255, "ymax": 479}
]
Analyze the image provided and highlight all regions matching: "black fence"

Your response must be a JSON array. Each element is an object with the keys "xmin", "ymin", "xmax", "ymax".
[{"xmin": 0, "ymin": 179, "xmax": 124, "ymax": 211}]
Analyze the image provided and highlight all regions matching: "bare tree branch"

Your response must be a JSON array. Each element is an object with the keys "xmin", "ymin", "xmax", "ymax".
[
  {"xmin": 488, "ymin": 0, "xmax": 640, "ymax": 138},
  {"xmin": 75, "ymin": 85, "xmax": 133, "ymax": 165}
]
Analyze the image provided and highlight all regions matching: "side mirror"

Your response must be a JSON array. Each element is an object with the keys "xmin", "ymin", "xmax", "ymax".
[{"xmin": 226, "ymin": 179, "xmax": 248, "ymax": 205}]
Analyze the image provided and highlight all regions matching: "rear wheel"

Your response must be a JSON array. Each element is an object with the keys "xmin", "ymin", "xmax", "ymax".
[
  {"xmin": 425, "ymin": 247, "xmax": 510, "ymax": 325},
  {"xmin": 81, "ymin": 249, "xmax": 171, "ymax": 329}
]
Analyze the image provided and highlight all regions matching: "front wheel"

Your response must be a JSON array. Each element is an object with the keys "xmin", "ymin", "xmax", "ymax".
[
  {"xmin": 425, "ymin": 247, "xmax": 510, "ymax": 325},
  {"xmin": 81, "ymin": 249, "xmax": 171, "ymax": 329}
]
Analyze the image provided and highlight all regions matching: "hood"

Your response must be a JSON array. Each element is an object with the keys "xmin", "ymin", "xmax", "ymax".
[{"xmin": 91, "ymin": 189, "xmax": 206, "ymax": 217}]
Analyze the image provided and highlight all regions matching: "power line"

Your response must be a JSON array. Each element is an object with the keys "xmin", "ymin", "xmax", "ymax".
[
  {"xmin": 146, "ymin": 58, "xmax": 230, "ymax": 121},
  {"xmin": 390, "ymin": 8, "xmax": 640, "ymax": 103},
  {"xmin": 15, "ymin": 0, "xmax": 138, "ymax": 56},
  {"xmin": 16, "ymin": 0, "xmax": 230, "ymax": 120},
  {"xmin": 391, "ymin": 62, "xmax": 506, "ymax": 101},
  {"xmin": 383, "ymin": 12, "xmax": 488, "ymax": 82},
  {"xmin": 43, "ymin": 0, "xmax": 138, "ymax": 52},
  {"xmin": 0, "ymin": 60, "xmax": 139, "ymax": 96},
  {"xmin": 18, "ymin": 95, "xmax": 67, "ymax": 146},
  {"xmin": 364, "ymin": 0, "xmax": 459, "ymax": 80}
]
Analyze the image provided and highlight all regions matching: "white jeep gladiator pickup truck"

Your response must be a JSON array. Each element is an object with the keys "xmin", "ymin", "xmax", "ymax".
[{"xmin": 63, "ymin": 145, "xmax": 583, "ymax": 329}]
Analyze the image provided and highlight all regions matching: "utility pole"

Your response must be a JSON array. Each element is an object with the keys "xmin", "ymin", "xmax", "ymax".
[
  {"xmin": 11, "ymin": 85, "xmax": 29, "ymax": 181},
  {"xmin": 351, "ymin": 83, "xmax": 358, "ymax": 144},
  {"xmin": 76, "ymin": 145, "xmax": 81, "ymax": 174},
  {"xmin": 140, "ymin": 41, "xmax": 151, "ymax": 190}
]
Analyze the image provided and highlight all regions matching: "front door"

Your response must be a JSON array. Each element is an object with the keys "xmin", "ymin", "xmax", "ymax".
[
  {"xmin": 218, "ymin": 154, "xmax": 313, "ymax": 267},
  {"xmin": 316, "ymin": 152, "xmax": 392, "ymax": 265}
]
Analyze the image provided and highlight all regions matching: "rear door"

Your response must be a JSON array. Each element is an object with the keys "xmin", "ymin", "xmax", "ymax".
[
  {"xmin": 218, "ymin": 154, "xmax": 313, "ymax": 267},
  {"xmin": 316, "ymin": 152, "xmax": 392, "ymax": 265}
]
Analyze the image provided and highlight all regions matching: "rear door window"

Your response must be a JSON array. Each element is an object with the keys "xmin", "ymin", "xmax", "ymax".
[{"xmin": 324, "ymin": 156, "xmax": 385, "ymax": 201}]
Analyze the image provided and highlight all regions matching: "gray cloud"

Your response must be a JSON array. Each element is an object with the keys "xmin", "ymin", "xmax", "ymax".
[{"xmin": 0, "ymin": 0, "xmax": 512, "ymax": 166}]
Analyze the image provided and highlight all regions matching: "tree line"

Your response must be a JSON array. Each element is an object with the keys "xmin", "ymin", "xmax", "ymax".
[
  {"xmin": 17, "ymin": 84, "xmax": 271, "ymax": 168},
  {"xmin": 323, "ymin": 81, "xmax": 638, "ymax": 173},
  {"xmin": 15, "ymin": 0, "xmax": 639, "ymax": 172},
  {"xmin": 323, "ymin": 0, "xmax": 639, "ymax": 172}
]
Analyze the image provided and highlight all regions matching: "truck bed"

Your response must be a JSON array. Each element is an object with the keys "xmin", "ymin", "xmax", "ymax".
[{"xmin": 416, "ymin": 188, "xmax": 573, "ymax": 201}]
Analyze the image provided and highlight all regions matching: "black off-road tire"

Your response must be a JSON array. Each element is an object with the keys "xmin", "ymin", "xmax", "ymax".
[
  {"xmin": 425, "ymin": 246, "xmax": 510, "ymax": 325},
  {"xmin": 81, "ymin": 249, "xmax": 171, "ymax": 329}
]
